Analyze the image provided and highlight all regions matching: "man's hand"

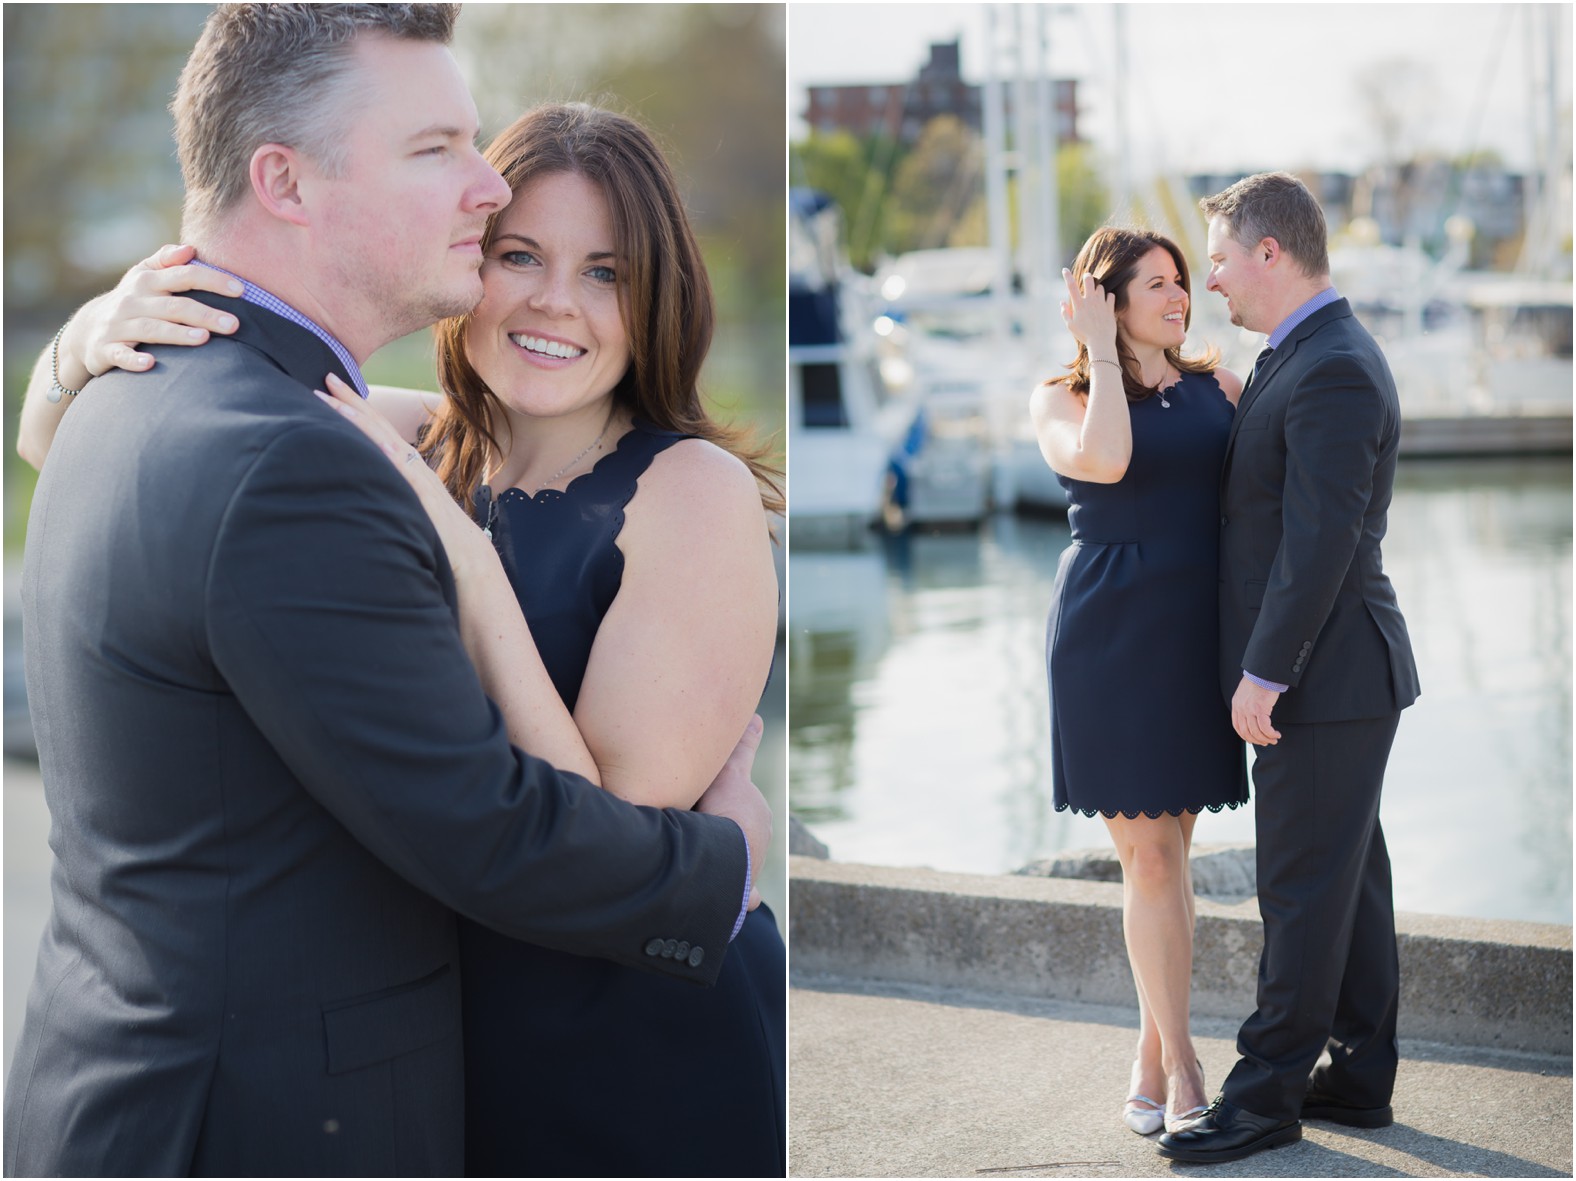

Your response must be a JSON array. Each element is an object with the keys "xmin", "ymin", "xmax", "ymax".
[
  {"xmin": 1232, "ymin": 676, "xmax": 1282, "ymax": 746},
  {"xmin": 694, "ymin": 715, "xmax": 772, "ymax": 909}
]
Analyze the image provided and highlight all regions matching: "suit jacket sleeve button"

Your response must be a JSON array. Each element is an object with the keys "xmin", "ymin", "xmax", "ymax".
[
  {"xmin": 661, "ymin": 939, "xmax": 678, "ymax": 959},
  {"xmin": 674, "ymin": 941, "xmax": 690, "ymax": 960},
  {"xmin": 644, "ymin": 938, "xmax": 664, "ymax": 957},
  {"xmin": 688, "ymin": 946, "xmax": 705, "ymax": 967}
]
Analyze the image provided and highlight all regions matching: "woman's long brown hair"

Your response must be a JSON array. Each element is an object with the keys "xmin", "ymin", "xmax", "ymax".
[
  {"xmin": 421, "ymin": 102, "xmax": 784, "ymax": 517},
  {"xmin": 1048, "ymin": 227, "xmax": 1219, "ymax": 401}
]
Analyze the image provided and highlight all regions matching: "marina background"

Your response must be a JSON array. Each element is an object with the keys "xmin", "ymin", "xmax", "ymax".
[{"xmin": 786, "ymin": 2, "xmax": 1572, "ymax": 926}]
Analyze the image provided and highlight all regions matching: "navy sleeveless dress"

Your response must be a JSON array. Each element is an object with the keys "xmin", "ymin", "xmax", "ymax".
[
  {"xmin": 458, "ymin": 421, "xmax": 786, "ymax": 1177},
  {"xmin": 1046, "ymin": 371, "xmax": 1248, "ymax": 818}
]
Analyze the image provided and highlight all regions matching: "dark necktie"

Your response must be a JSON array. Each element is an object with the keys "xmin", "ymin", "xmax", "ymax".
[{"xmin": 1246, "ymin": 345, "xmax": 1273, "ymax": 392}]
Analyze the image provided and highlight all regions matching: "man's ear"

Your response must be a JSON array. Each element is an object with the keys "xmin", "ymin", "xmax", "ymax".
[
  {"xmin": 1259, "ymin": 237, "xmax": 1282, "ymax": 267},
  {"xmin": 249, "ymin": 143, "xmax": 311, "ymax": 227}
]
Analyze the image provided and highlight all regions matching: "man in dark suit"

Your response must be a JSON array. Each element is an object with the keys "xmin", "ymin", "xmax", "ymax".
[
  {"xmin": 5, "ymin": 6, "xmax": 770, "ymax": 1175},
  {"xmin": 1158, "ymin": 172, "xmax": 1420, "ymax": 1165}
]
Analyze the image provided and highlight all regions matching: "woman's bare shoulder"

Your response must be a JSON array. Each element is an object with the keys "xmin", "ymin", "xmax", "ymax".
[
  {"xmin": 613, "ymin": 434, "xmax": 768, "ymax": 560},
  {"xmin": 1213, "ymin": 367, "xmax": 1244, "ymax": 405},
  {"xmin": 1030, "ymin": 377, "xmax": 1085, "ymax": 416},
  {"xmin": 639, "ymin": 435, "xmax": 761, "ymax": 510}
]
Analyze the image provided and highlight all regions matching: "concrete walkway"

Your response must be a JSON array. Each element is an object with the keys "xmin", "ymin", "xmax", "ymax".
[{"xmin": 790, "ymin": 973, "xmax": 1572, "ymax": 1178}]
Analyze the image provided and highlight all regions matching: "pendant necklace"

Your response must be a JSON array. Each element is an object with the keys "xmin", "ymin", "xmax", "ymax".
[
  {"xmin": 1156, "ymin": 366, "xmax": 1178, "ymax": 409},
  {"xmin": 480, "ymin": 410, "xmax": 614, "ymax": 538}
]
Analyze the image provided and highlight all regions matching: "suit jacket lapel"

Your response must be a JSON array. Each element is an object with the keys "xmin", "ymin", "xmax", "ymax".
[{"xmin": 1221, "ymin": 299, "xmax": 1355, "ymax": 474}]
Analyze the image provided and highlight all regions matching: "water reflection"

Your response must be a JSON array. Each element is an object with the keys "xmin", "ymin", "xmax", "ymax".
[{"xmin": 788, "ymin": 458, "xmax": 1572, "ymax": 925}]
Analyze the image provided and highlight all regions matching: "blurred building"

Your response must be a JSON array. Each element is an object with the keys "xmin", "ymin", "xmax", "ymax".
[
  {"xmin": 804, "ymin": 40, "xmax": 1079, "ymax": 148},
  {"xmin": 1186, "ymin": 165, "xmax": 1534, "ymax": 268},
  {"xmin": 1352, "ymin": 160, "xmax": 1537, "ymax": 270}
]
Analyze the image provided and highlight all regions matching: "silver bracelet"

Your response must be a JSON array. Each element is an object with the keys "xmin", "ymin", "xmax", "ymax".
[
  {"xmin": 46, "ymin": 325, "xmax": 85, "ymax": 404},
  {"xmin": 1090, "ymin": 358, "xmax": 1122, "ymax": 371}
]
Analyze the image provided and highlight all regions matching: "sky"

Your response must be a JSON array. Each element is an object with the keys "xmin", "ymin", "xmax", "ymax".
[{"xmin": 787, "ymin": 2, "xmax": 1571, "ymax": 177}]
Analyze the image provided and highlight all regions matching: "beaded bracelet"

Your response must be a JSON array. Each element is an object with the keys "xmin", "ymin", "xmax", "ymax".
[{"xmin": 45, "ymin": 325, "xmax": 85, "ymax": 404}]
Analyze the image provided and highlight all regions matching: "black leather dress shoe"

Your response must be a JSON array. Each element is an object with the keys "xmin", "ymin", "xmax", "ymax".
[
  {"xmin": 1155, "ymin": 1099, "xmax": 1301, "ymax": 1163},
  {"xmin": 1301, "ymin": 1086, "xmax": 1393, "ymax": 1128}
]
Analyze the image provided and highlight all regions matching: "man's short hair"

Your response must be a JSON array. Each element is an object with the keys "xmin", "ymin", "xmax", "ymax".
[
  {"xmin": 1199, "ymin": 172, "xmax": 1330, "ymax": 279},
  {"xmin": 172, "ymin": 3, "xmax": 459, "ymax": 241}
]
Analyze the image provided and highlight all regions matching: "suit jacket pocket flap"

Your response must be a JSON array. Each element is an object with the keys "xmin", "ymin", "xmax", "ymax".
[
  {"xmin": 322, "ymin": 963, "xmax": 459, "ymax": 1075},
  {"xmin": 1235, "ymin": 412, "xmax": 1269, "ymax": 431}
]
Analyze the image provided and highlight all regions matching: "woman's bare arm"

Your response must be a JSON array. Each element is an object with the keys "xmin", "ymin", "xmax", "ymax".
[
  {"xmin": 572, "ymin": 439, "xmax": 779, "ymax": 808},
  {"xmin": 319, "ymin": 378, "xmax": 777, "ymax": 808},
  {"xmin": 317, "ymin": 375, "xmax": 600, "ymax": 783},
  {"xmin": 18, "ymin": 245, "xmax": 242, "ymax": 470},
  {"xmin": 1030, "ymin": 270, "xmax": 1132, "ymax": 484},
  {"xmin": 366, "ymin": 385, "xmax": 443, "ymax": 444}
]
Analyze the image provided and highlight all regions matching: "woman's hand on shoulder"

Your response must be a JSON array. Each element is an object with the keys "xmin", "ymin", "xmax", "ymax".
[
  {"xmin": 576, "ymin": 436, "xmax": 779, "ymax": 810},
  {"xmin": 17, "ymin": 244, "xmax": 243, "ymax": 472},
  {"xmin": 69, "ymin": 244, "xmax": 243, "ymax": 380},
  {"xmin": 315, "ymin": 374, "xmax": 493, "ymax": 576},
  {"xmin": 1215, "ymin": 367, "xmax": 1244, "ymax": 407}
]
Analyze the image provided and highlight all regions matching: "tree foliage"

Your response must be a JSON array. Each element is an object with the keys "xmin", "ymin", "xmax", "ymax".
[
  {"xmin": 887, "ymin": 115, "xmax": 984, "ymax": 255},
  {"xmin": 791, "ymin": 116, "xmax": 1109, "ymax": 274},
  {"xmin": 4, "ymin": 4, "xmax": 210, "ymax": 311}
]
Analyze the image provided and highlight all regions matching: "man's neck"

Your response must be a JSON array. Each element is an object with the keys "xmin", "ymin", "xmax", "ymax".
[
  {"xmin": 196, "ymin": 234, "xmax": 382, "ymax": 365},
  {"xmin": 1259, "ymin": 278, "xmax": 1333, "ymax": 338}
]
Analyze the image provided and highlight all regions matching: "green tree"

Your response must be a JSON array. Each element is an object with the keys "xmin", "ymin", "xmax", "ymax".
[
  {"xmin": 790, "ymin": 130, "xmax": 905, "ymax": 273},
  {"xmin": 4, "ymin": 4, "xmax": 210, "ymax": 312},
  {"xmin": 886, "ymin": 115, "xmax": 983, "ymax": 256},
  {"xmin": 1055, "ymin": 143, "xmax": 1109, "ymax": 265},
  {"xmin": 932, "ymin": 140, "xmax": 1107, "ymax": 268}
]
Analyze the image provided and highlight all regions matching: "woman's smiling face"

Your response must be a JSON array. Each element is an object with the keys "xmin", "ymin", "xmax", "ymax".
[
  {"xmin": 1116, "ymin": 245, "xmax": 1189, "ymax": 352},
  {"xmin": 464, "ymin": 170, "xmax": 631, "ymax": 424}
]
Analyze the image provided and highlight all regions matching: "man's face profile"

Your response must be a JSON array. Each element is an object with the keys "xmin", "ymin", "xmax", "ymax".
[{"xmin": 309, "ymin": 34, "xmax": 511, "ymax": 340}]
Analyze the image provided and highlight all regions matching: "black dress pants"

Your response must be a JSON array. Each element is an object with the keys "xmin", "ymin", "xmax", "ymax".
[{"xmin": 1222, "ymin": 713, "xmax": 1403, "ymax": 1120}]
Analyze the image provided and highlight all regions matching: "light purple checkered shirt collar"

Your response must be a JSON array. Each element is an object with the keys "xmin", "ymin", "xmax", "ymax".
[
  {"xmin": 193, "ymin": 260, "xmax": 369, "ymax": 399},
  {"xmin": 1265, "ymin": 286, "xmax": 1340, "ymax": 351}
]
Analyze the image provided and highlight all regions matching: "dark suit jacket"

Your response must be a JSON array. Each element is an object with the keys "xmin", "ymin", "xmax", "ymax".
[
  {"xmin": 5, "ymin": 296, "xmax": 746, "ymax": 1177},
  {"xmin": 1218, "ymin": 298, "xmax": 1420, "ymax": 724}
]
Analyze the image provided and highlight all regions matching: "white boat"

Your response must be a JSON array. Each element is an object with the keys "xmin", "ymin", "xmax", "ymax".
[
  {"xmin": 789, "ymin": 190, "xmax": 892, "ymax": 548},
  {"xmin": 871, "ymin": 249, "xmax": 1078, "ymax": 516},
  {"xmin": 1332, "ymin": 238, "xmax": 1573, "ymax": 455}
]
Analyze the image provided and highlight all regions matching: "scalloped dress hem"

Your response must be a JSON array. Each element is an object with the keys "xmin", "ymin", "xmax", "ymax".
[{"xmin": 1053, "ymin": 797, "xmax": 1249, "ymax": 820}]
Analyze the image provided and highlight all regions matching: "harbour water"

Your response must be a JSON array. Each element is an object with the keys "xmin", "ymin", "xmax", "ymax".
[{"xmin": 788, "ymin": 457, "xmax": 1573, "ymax": 926}]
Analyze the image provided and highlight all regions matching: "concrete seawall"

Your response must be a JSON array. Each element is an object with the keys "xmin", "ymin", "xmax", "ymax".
[{"xmin": 790, "ymin": 856, "xmax": 1573, "ymax": 1054}]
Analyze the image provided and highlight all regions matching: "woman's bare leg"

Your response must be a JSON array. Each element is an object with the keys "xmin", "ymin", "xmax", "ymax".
[{"xmin": 1104, "ymin": 812, "xmax": 1206, "ymax": 1118}]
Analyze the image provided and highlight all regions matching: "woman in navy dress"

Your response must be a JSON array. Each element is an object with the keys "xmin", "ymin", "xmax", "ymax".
[
  {"xmin": 1029, "ymin": 228, "xmax": 1248, "ymax": 1139},
  {"xmin": 22, "ymin": 104, "xmax": 785, "ymax": 1178}
]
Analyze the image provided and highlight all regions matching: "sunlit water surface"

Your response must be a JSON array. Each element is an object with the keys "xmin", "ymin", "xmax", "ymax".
[{"xmin": 789, "ymin": 458, "xmax": 1572, "ymax": 926}]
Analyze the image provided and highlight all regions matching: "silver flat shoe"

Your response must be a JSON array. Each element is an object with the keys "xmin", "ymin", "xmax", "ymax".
[
  {"xmin": 1123, "ymin": 1060, "xmax": 1165, "ymax": 1135},
  {"xmin": 1124, "ymin": 1093, "xmax": 1165, "ymax": 1136}
]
